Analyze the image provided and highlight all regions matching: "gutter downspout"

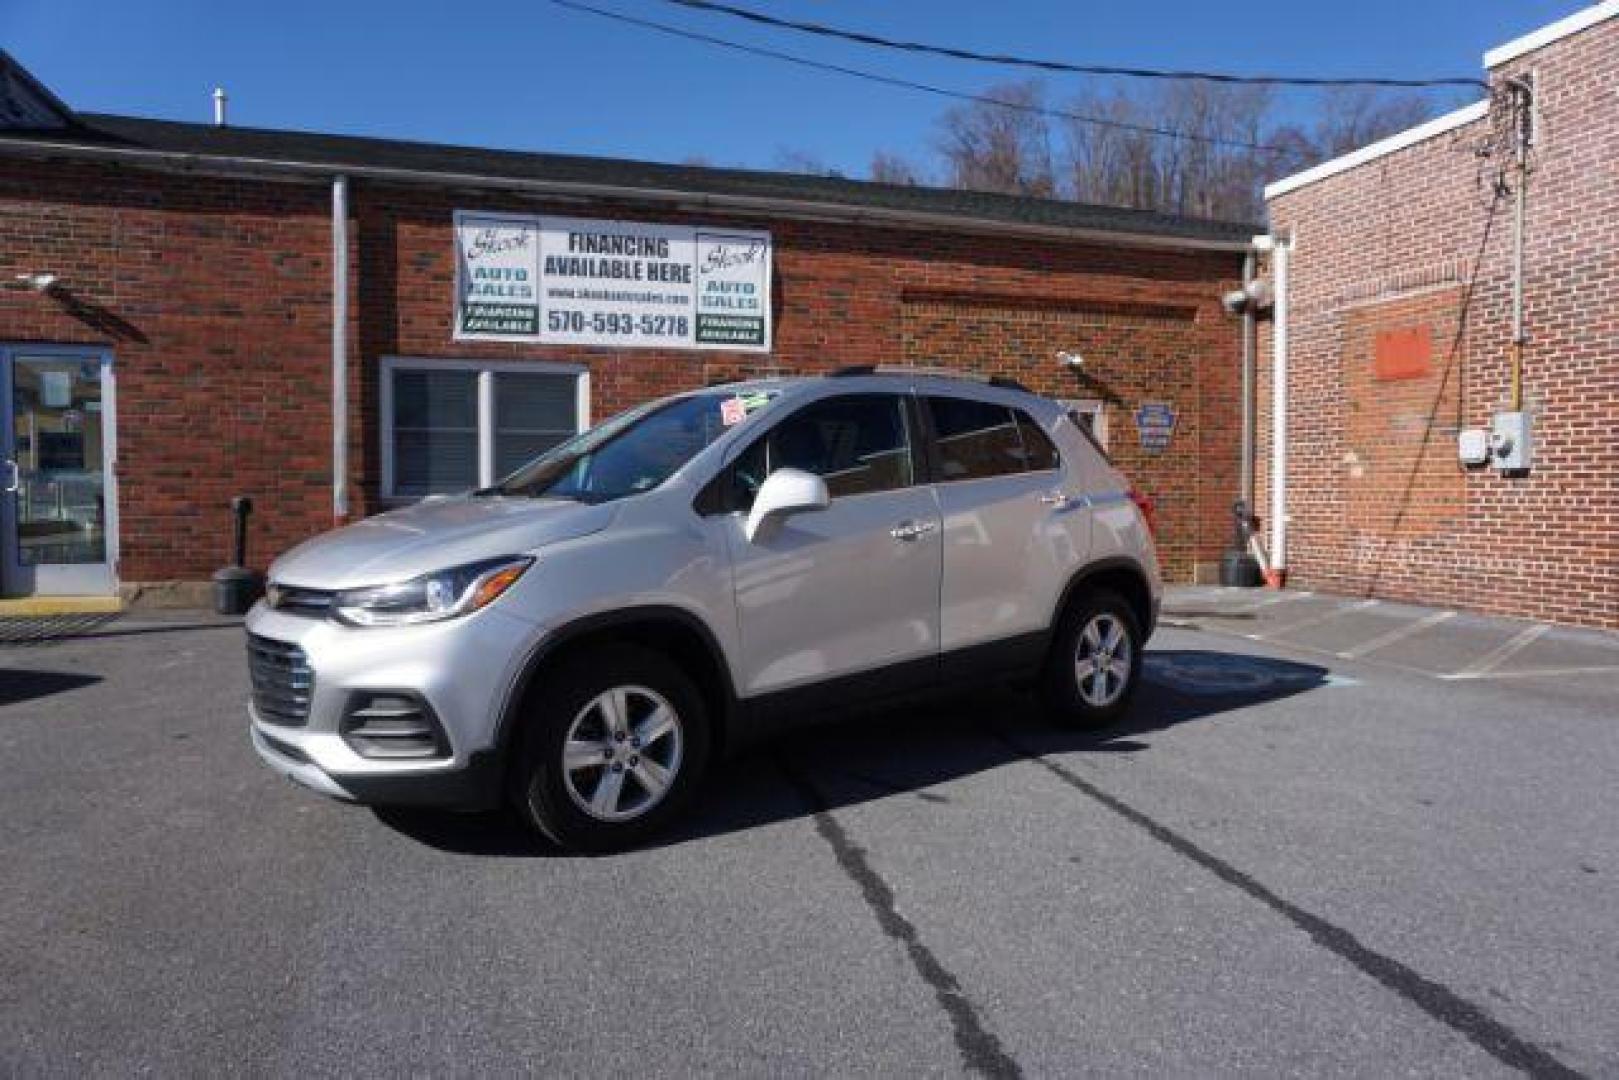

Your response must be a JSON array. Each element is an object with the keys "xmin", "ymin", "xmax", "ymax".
[
  {"xmin": 1268, "ymin": 233, "xmax": 1291, "ymax": 584},
  {"xmin": 1239, "ymin": 248, "xmax": 1257, "ymax": 513},
  {"xmin": 332, "ymin": 174, "xmax": 350, "ymax": 524}
]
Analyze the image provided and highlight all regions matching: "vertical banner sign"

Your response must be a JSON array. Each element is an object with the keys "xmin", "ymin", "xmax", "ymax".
[
  {"xmin": 455, "ymin": 212, "xmax": 540, "ymax": 339},
  {"xmin": 695, "ymin": 231, "xmax": 770, "ymax": 347},
  {"xmin": 454, "ymin": 210, "xmax": 772, "ymax": 351}
]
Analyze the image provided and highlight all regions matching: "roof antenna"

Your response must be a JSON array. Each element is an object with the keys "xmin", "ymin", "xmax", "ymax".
[{"xmin": 212, "ymin": 87, "xmax": 228, "ymax": 127}]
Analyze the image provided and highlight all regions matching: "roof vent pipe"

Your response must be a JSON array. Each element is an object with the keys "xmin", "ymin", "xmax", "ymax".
[{"xmin": 212, "ymin": 87, "xmax": 227, "ymax": 127}]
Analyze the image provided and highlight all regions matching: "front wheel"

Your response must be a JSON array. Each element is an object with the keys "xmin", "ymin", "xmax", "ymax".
[
  {"xmin": 1042, "ymin": 590, "xmax": 1143, "ymax": 730},
  {"xmin": 512, "ymin": 645, "xmax": 710, "ymax": 853}
]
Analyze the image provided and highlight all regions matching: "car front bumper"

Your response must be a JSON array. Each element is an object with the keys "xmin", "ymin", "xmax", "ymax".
[{"xmin": 243, "ymin": 601, "xmax": 544, "ymax": 811}]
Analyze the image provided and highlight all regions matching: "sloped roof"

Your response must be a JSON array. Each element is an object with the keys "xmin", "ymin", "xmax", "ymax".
[
  {"xmin": 0, "ymin": 50, "xmax": 75, "ymax": 130},
  {"xmin": 0, "ymin": 108, "xmax": 1256, "ymax": 250}
]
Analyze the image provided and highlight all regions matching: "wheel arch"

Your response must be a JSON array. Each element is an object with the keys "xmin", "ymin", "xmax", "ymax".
[
  {"xmin": 1050, "ymin": 557, "xmax": 1158, "ymax": 648},
  {"xmin": 494, "ymin": 606, "xmax": 739, "ymax": 777}
]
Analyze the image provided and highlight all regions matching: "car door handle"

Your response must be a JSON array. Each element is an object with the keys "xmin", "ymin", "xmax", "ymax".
[
  {"xmin": 2, "ymin": 460, "xmax": 17, "ymax": 494},
  {"xmin": 890, "ymin": 520, "xmax": 937, "ymax": 542},
  {"xmin": 1039, "ymin": 492, "xmax": 1073, "ymax": 508}
]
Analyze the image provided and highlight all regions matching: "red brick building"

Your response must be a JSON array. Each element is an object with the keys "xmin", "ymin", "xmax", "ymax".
[
  {"xmin": 0, "ymin": 53, "xmax": 1251, "ymax": 604},
  {"xmin": 1258, "ymin": 3, "xmax": 1619, "ymax": 630}
]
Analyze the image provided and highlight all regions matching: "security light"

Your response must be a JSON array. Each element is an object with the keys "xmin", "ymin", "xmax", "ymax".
[{"xmin": 10, "ymin": 272, "xmax": 59, "ymax": 292}]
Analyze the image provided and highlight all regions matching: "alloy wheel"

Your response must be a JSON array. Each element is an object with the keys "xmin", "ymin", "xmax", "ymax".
[
  {"xmin": 1074, "ymin": 613, "xmax": 1132, "ymax": 707},
  {"xmin": 561, "ymin": 685, "xmax": 684, "ymax": 822}
]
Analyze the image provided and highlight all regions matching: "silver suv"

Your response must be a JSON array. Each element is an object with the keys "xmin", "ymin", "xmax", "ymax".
[{"xmin": 245, "ymin": 369, "xmax": 1161, "ymax": 851}]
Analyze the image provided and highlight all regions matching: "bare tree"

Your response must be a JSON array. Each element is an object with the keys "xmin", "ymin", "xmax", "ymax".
[
  {"xmin": 1309, "ymin": 88, "xmax": 1436, "ymax": 159},
  {"xmin": 869, "ymin": 151, "xmax": 925, "ymax": 186},
  {"xmin": 773, "ymin": 148, "xmax": 843, "ymax": 177},
  {"xmin": 934, "ymin": 80, "xmax": 1057, "ymax": 197},
  {"xmin": 890, "ymin": 77, "xmax": 1442, "ymax": 221}
]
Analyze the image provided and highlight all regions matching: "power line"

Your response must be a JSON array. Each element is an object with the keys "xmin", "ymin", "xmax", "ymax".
[
  {"xmin": 658, "ymin": 0, "xmax": 1491, "ymax": 91},
  {"xmin": 545, "ymin": 0, "xmax": 1311, "ymax": 159}
]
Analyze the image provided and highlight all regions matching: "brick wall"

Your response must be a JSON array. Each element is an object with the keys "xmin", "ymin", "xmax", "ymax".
[
  {"xmin": 1261, "ymin": 14, "xmax": 1619, "ymax": 630},
  {"xmin": 0, "ymin": 158, "xmax": 1244, "ymax": 586}
]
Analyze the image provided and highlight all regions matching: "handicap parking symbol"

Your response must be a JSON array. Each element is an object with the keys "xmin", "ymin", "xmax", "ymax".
[{"xmin": 1145, "ymin": 652, "xmax": 1337, "ymax": 696}]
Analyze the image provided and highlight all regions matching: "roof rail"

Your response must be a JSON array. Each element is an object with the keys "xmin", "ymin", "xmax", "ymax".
[
  {"xmin": 826, "ymin": 364, "xmax": 1031, "ymax": 393},
  {"xmin": 987, "ymin": 375, "xmax": 1031, "ymax": 392}
]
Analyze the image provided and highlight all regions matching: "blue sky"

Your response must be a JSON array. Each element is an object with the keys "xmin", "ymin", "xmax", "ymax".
[{"xmin": 3, "ymin": 0, "xmax": 1583, "ymax": 177}]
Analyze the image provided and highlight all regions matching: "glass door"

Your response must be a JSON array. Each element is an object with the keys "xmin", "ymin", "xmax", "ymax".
[{"xmin": 1, "ymin": 347, "xmax": 118, "ymax": 597}]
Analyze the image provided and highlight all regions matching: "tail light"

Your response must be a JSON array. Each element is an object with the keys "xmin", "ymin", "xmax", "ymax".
[{"xmin": 1129, "ymin": 486, "xmax": 1158, "ymax": 538}]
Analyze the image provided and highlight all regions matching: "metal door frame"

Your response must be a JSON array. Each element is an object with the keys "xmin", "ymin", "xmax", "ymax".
[{"xmin": 1, "ymin": 344, "xmax": 119, "ymax": 597}]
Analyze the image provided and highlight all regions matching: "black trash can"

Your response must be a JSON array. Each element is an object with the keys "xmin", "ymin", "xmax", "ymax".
[
  {"xmin": 1219, "ymin": 550, "xmax": 1263, "ymax": 588},
  {"xmin": 213, "ymin": 495, "xmax": 264, "ymax": 614},
  {"xmin": 213, "ymin": 565, "xmax": 265, "ymax": 615}
]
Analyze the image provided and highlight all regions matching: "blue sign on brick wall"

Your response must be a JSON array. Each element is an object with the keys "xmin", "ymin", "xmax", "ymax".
[{"xmin": 1135, "ymin": 401, "xmax": 1176, "ymax": 454}]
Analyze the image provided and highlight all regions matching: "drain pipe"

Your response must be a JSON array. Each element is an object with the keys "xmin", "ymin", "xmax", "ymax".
[
  {"xmin": 1239, "ymin": 248, "xmax": 1257, "ymax": 512},
  {"xmin": 331, "ymin": 174, "xmax": 350, "ymax": 523},
  {"xmin": 1254, "ymin": 231, "xmax": 1291, "ymax": 585}
]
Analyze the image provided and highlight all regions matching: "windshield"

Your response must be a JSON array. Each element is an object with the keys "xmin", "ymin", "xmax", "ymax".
[{"xmin": 492, "ymin": 388, "xmax": 778, "ymax": 503}]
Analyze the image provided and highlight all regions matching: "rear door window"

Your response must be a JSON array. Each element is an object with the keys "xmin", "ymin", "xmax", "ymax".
[
  {"xmin": 1013, "ymin": 410, "xmax": 1061, "ymax": 471},
  {"xmin": 925, "ymin": 396, "xmax": 1027, "ymax": 481}
]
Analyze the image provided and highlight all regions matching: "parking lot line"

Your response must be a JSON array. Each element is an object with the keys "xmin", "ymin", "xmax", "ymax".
[
  {"xmin": 1338, "ymin": 610, "xmax": 1455, "ymax": 659},
  {"xmin": 1443, "ymin": 663, "xmax": 1619, "ymax": 682},
  {"xmin": 1443, "ymin": 623, "xmax": 1551, "ymax": 680},
  {"xmin": 1249, "ymin": 598, "xmax": 1379, "ymax": 641},
  {"xmin": 1237, "ymin": 590, "xmax": 1316, "ymax": 616}
]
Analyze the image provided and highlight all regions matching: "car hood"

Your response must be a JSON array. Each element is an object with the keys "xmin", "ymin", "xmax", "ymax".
[{"xmin": 269, "ymin": 495, "xmax": 617, "ymax": 590}]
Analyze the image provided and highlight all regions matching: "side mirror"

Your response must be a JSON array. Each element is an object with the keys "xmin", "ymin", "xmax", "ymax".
[{"xmin": 744, "ymin": 468, "xmax": 829, "ymax": 542}]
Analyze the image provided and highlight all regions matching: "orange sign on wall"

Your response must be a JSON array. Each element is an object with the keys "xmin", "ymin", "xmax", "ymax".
[{"xmin": 1374, "ymin": 326, "xmax": 1433, "ymax": 381}]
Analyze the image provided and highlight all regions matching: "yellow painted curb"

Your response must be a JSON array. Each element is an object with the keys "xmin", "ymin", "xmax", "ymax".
[{"xmin": 0, "ymin": 596, "xmax": 124, "ymax": 617}]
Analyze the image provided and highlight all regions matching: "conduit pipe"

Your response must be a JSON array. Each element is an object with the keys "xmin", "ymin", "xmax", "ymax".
[
  {"xmin": 332, "ymin": 174, "xmax": 350, "ymax": 523},
  {"xmin": 1239, "ymin": 248, "xmax": 1257, "ymax": 512},
  {"xmin": 1255, "ymin": 231, "xmax": 1291, "ymax": 583}
]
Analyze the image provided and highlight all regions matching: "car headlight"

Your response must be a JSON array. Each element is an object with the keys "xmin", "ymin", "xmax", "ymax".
[{"xmin": 333, "ymin": 556, "xmax": 533, "ymax": 627}]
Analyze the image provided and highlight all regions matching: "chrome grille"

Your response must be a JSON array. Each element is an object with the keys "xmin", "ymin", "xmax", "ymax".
[
  {"xmin": 266, "ymin": 583, "xmax": 336, "ymax": 618},
  {"xmin": 248, "ymin": 634, "xmax": 314, "ymax": 727}
]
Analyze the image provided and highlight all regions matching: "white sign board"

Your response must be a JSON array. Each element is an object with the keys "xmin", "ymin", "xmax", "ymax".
[{"xmin": 455, "ymin": 211, "xmax": 771, "ymax": 351}]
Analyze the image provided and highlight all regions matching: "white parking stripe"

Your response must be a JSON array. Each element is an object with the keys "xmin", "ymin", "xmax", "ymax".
[
  {"xmin": 1237, "ymin": 591, "xmax": 1315, "ymax": 616},
  {"xmin": 1338, "ymin": 610, "xmax": 1455, "ymax": 659},
  {"xmin": 1444, "ymin": 664, "xmax": 1619, "ymax": 682},
  {"xmin": 1444, "ymin": 623, "xmax": 1550, "ymax": 679},
  {"xmin": 1250, "ymin": 598, "xmax": 1379, "ymax": 641}
]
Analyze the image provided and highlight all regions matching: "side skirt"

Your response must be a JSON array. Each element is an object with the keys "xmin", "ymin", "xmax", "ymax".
[{"xmin": 733, "ymin": 630, "xmax": 1049, "ymax": 746}]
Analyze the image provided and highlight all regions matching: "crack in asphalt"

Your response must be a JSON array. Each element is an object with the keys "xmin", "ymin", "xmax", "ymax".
[
  {"xmin": 991, "ymin": 730, "xmax": 1584, "ymax": 1080},
  {"xmin": 776, "ymin": 756, "xmax": 1022, "ymax": 1079}
]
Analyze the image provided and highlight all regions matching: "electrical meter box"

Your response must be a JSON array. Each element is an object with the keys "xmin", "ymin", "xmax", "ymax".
[
  {"xmin": 1491, "ymin": 410, "xmax": 1533, "ymax": 472},
  {"xmin": 1458, "ymin": 428, "xmax": 1490, "ymax": 466}
]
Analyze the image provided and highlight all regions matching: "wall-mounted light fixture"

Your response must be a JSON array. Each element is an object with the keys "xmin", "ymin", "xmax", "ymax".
[
  {"xmin": 1057, "ymin": 350, "xmax": 1085, "ymax": 368},
  {"xmin": 7, "ymin": 272, "xmax": 60, "ymax": 293}
]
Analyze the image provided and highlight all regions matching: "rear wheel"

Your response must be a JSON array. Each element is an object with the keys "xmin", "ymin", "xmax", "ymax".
[
  {"xmin": 1042, "ymin": 590, "xmax": 1143, "ymax": 729},
  {"xmin": 512, "ymin": 645, "xmax": 710, "ymax": 852}
]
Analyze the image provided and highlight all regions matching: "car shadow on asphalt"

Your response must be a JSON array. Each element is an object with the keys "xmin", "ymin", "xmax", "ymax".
[
  {"xmin": 0, "ymin": 669, "xmax": 103, "ymax": 706},
  {"xmin": 374, "ymin": 648, "xmax": 1329, "ymax": 858}
]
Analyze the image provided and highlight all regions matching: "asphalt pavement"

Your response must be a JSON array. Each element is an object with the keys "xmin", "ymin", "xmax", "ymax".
[{"xmin": 1, "ymin": 602, "xmax": 1615, "ymax": 1076}]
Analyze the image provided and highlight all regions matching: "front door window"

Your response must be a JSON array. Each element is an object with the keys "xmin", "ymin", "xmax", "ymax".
[
  {"xmin": 2, "ymin": 348, "xmax": 116, "ymax": 597},
  {"xmin": 12, "ymin": 355, "xmax": 107, "ymax": 567}
]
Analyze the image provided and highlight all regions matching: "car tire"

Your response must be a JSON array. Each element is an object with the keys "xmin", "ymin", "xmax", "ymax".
[
  {"xmin": 511, "ymin": 644, "xmax": 711, "ymax": 853},
  {"xmin": 1042, "ymin": 589, "xmax": 1143, "ymax": 730}
]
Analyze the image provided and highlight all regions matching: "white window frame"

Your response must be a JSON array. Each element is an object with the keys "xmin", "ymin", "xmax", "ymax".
[
  {"xmin": 1061, "ymin": 398, "xmax": 1108, "ymax": 449},
  {"xmin": 380, "ymin": 356, "xmax": 589, "ymax": 501}
]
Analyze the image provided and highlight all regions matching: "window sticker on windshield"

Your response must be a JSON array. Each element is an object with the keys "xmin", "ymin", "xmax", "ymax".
[{"xmin": 721, "ymin": 391, "xmax": 777, "ymax": 427}]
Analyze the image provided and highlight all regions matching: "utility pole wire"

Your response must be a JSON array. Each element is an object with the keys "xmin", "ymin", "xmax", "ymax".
[
  {"xmin": 545, "ymin": 0, "xmax": 1313, "ymax": 160},
  {"xmin": 659, "ymin": 0, "xmax": 1491, "ymax": 91}
]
